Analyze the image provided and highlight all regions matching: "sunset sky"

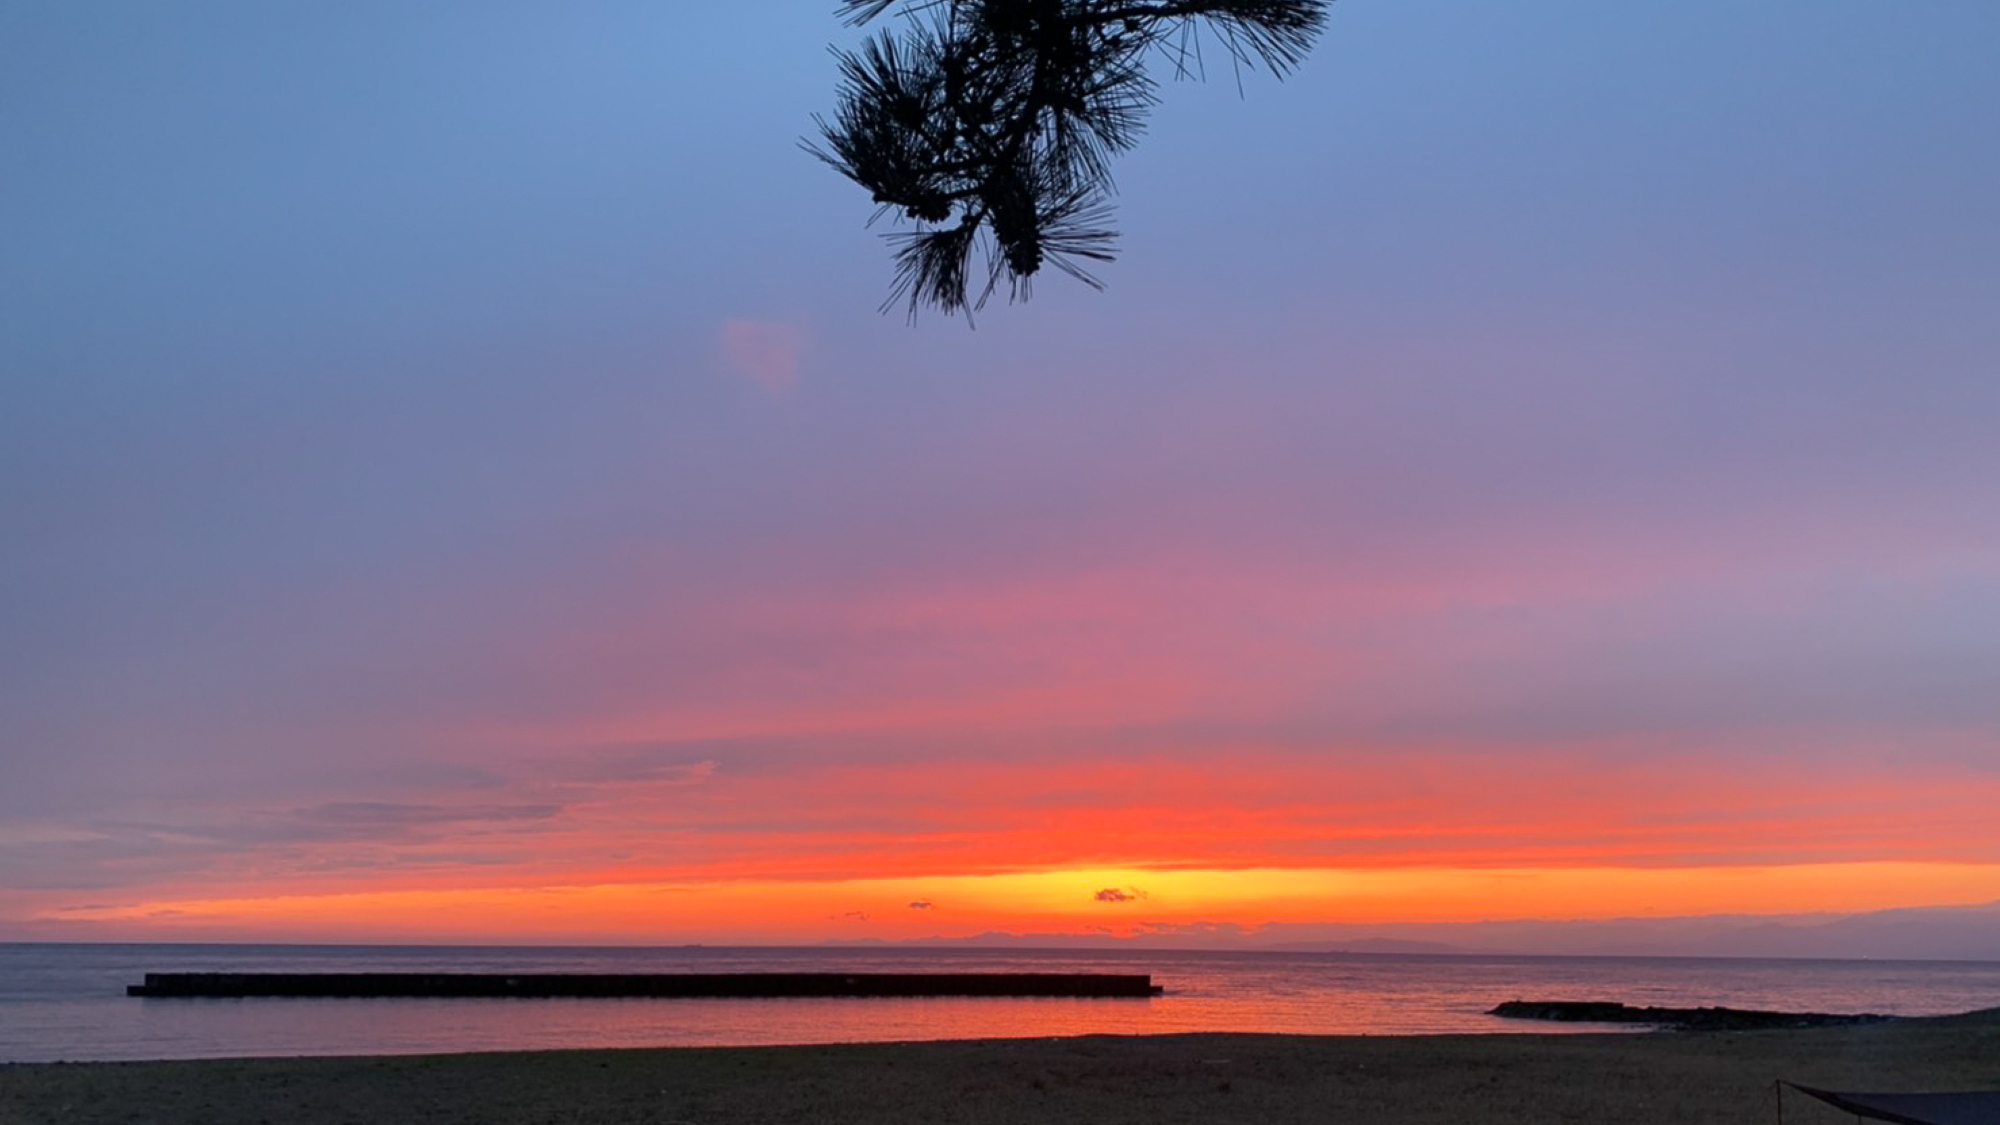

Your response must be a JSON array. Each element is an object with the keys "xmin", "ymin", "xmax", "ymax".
[{"xmin": 3, "ymin": 1, "xmax": 1998, "ymax": 946}]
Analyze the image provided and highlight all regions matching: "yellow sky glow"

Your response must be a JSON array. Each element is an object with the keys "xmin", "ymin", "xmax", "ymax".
[{"xmin": 46, "ymin": 861, "xmax": 2000, "ymax": 944}]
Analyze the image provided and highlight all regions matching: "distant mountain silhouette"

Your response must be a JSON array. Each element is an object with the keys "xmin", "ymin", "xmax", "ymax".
[
  {"xmin": 837, "ymin": 901, "xmax": 2000, "ymax": 960},
  {"xmin": 1259, "ymin": 938, "xmax": 1473, "ymax": 956}
]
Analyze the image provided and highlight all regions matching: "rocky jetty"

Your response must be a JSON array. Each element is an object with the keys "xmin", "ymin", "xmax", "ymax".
[{"xmin": 1490, "ymin": 1000, "xmax": 1897, "ymax": 1030}]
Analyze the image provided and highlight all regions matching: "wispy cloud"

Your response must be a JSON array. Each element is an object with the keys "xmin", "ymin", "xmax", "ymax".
[
  {"xmin": 543, "ymin": 748, "xmax": 719, "ymax": 786},
  {"xmin": 293, "ymin": 802, "xmax": 561, "ymax": 829}
]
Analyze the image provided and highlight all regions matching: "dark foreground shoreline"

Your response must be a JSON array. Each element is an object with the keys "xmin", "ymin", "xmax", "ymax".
[{"xmin": 4, "ymin": 1009, "xmax": 1996, "ymax": 1125}]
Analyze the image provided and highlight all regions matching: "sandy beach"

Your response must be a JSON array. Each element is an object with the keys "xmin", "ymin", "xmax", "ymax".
[{"xmin": 4, "ymin": 1009, "xmax": 1995, "ymax": 1125}]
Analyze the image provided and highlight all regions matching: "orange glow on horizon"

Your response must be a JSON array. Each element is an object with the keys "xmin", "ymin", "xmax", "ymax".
[
  {"xmin": 14, "ymin": 740, "xmax": 1998, "ymax": 945},
  {"xmin": 36, "ymin": 861, "xmax": 2000, "ymax": 945}
]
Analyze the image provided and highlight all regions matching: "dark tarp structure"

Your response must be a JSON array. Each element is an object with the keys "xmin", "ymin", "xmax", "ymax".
[{"xmin": 1784, "ymin": 1083, "xmax": 2000, "ymax": 1125}]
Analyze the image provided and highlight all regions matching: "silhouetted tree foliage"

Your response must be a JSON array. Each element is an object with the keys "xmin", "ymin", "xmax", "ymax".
[{"xmin": 810, "ymin": 0, "xmax": 1329, "ymax": 319}]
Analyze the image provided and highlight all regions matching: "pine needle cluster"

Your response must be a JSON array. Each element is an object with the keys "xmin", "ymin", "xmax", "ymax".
[{"xmin": 809, "ymin": 0, "xmax": 1330, "ymax": 319}]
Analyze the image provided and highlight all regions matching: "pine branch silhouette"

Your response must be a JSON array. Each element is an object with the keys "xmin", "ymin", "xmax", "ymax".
[{"xmin": 809, "ymin": 0, "xmax": 1329, "ymax": 320}]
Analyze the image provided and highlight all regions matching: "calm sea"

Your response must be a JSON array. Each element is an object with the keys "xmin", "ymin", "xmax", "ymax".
[{"xmin": 3, "ymin": 943, "xmax": 1996, "ymax": 1063}]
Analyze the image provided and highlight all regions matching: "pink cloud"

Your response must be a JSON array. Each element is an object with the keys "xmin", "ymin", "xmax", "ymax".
[{"xmin": 719, "ymin": 318, "xmax": 805, "ymax": 396}]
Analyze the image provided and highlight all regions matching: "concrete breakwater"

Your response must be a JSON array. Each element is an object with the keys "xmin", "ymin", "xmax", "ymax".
[{"xmin": 127, "ymin": 972, "xmax": 1165, "ymax": 999}]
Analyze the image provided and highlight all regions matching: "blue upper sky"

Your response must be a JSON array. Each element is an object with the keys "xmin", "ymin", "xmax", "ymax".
[{"xmin": 2, "ymin": 1, "xmax": 1998, "ymax": 939}]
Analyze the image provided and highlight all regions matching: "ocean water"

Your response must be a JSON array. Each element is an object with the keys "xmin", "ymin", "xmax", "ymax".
[{"xmin": 2, "ymin": 943, "xmax": 1996, "ymax": 1063}]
